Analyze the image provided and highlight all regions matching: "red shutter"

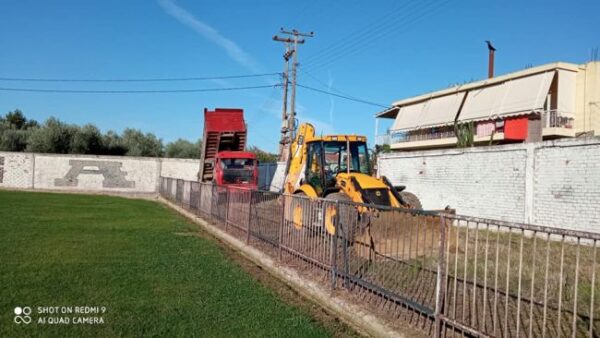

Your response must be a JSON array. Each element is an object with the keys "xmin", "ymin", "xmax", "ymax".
[{"xmin": 504, "ymin": 117, "xmax": 529, "ymax": 141}]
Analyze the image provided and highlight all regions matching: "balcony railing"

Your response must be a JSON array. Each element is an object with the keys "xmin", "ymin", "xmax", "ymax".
[
  {"xmin": 542, "ymin": 109, "xmax": 574, "ymax": 129},
  {"xmin": 376, "ymin": 110, "xmax": 576, "ymax": 146},
  {"xmin": 376, "ymin": 129, "xmax": 455, "ymax": 145}
]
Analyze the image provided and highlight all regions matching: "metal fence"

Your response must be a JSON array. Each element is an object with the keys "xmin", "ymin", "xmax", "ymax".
[
  {"xmin": 257, "ymin": 163, "xmax": 279, "ymax": 190},
  {"xmin": 159, "ymin": 177, "xmax": 600, "ymax": 337}
]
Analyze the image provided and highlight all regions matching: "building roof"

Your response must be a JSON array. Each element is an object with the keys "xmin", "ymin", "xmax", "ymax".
[{"xmin": 377, "ymin": 62, "xmax": 581, "ymax": 119}]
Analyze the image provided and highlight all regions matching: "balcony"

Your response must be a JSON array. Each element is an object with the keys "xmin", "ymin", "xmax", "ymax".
[
  {"xmin": 376, "ymin": 128, "xmax": 455, "ymax": 146},
  {"xmin": 542, "ymin": 110, "xmax": 575, "ymax": 138},
  {"xmin": 542, "ymin": 110, "xmax": 574, "ymax": 128},
  {"xmin": 376, "ymin": 110, "xmax": 576, "ymax": 150}
]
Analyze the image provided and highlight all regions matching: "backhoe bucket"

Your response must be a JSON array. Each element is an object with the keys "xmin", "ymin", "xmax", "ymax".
[{"xmin": 348, "ymin": 206, "xmax": 455, "ymax": 260}]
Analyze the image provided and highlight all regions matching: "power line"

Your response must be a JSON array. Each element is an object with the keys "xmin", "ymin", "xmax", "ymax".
[
  {"xmin": 303, "ymin": 0, "xmax": 450, "ymax": 72},
  {"xmin": 0, "ymin": 84, "xmax": 279, "ymax": 94},
  {"xmin": 303, "ymin": 1, "xmax": 435, "ymax": 68},
  {"xmin": 297, "ymin": 83, "xmax": 389, "ymax": 109},
  {"xmin": 300, "ymin": 68, "xmax": 354, "ymax": 98},
  {"xmin": 302, "ymin": 1, "xmax": 417, "ymax": 65},
  {"xmin": 0, "ymin": 72, "xmax": 281, "ymax": 83}
]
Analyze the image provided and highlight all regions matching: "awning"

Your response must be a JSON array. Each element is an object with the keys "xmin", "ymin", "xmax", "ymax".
[
  {"xmin": 391, "ymin": 101, "xmax": 427, "ymax": 130},
  {"xmin": 417, "ymin": 92, "xmax": 465, "ymax": 128},
  {"xmin": 458, "ymin": 71, "xmax": 555, "ymax": 122},
  {"xmin": 391, "ymin": 92, "xmax": 465, "ymax": 131}
]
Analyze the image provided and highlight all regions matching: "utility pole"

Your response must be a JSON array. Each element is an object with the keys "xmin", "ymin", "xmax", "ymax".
[
  {"xmin": 273, "ymin": 28, "xmax": 313, "ymax": 162},
  {"xmin": 276, "ymin": 42, "xmax": 292, "ymax": 160}
]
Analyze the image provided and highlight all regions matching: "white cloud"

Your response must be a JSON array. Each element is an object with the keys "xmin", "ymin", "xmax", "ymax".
[{"xmin": 157, "ymin": 0, "xmax": 261, "ymax": 73}]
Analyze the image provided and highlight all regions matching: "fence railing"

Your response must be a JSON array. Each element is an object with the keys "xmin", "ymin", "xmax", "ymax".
[
  {"xmin": 542, "ymin": 109, "xmax": 575, "ymax": 129},
  {"xmin": 159, "ymin": 177, "xmax": 600, "ymax": 337}
]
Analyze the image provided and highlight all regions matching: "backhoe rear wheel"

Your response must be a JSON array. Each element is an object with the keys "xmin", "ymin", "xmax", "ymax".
[
  {"xmin": 290, "ymin": 192, "xmax": 307, "ymax": 230},
  {"xmin": 399, "ymin": 191, "xmax": 422, "ymax": 210},
  {"xmin": 325, "ymin": 193, "xmax": 355, "ymax": 238}
]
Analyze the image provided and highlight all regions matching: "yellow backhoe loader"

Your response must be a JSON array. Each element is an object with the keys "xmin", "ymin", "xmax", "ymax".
[
  {"xmin": 283, "ymin": 123, "xmax": 421, "ymax": 208},
  {"xmin": 282, "ymin": 123, "xmax": 447, "ymax": 259}
]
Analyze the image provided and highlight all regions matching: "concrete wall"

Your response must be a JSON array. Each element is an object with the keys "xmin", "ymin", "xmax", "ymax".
[
  {"xmin": 33, "ymin": 154, "xmax": 160, "ymax": 193},
  {"xmin": 160, "ymin": 158, "xmax": 201, "ymax": 181},
  {"xmin": 0, "ymin": 152, "xmax": 204, "ymax": 194},
  {"xmin": 0, "ymin": 152, "xmax": 34, "ymax": 189},
  {"xmin": 378, "ymin": 138, "xmax": 600, "ymax": 232}
]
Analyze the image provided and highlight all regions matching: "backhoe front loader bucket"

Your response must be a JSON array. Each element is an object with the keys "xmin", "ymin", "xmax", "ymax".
[{"xmin": 336, "ymin": 201, "xmax": 455, "ymax": 261}]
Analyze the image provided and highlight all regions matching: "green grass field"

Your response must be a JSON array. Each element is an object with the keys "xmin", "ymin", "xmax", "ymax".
[{"xmin": 0, "ymin": 191, "xmax": 335, "ymax": 337}]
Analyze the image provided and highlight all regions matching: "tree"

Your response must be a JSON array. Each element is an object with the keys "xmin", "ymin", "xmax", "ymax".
[
  {"xmin": 121, "ymin": 128, "xmax": 164, "ymax": 157},
  {"xmin": 165, "ymin": 138, "xmax": 201, "ymax": 158},
  {"xmin": 0, "ymin": 129, "xmax": 31, "ymax": 151},
  {"xmin": 248, "ymin": 146, "xmax": 277, "ymax": 163},
  {"xmin": 101, "ymin": 130, "xmax": 127, "ymax": 155},
  {"xmin": 71, "ymin": 124, "xmax": 104, "ymax": 154},
  {"xmin": 5, "ymin": 110, "xmax": 27, "ymax": 129},
  {"xmin": 26, "ymin": 117, "xmax": 77, "ymax": 153},
  {"xmin": 454, "ymin": 121, "xmax": 474, "ymax": 148},
  {"xmin": 1, "ymin": 109, "xmax": 38, "ymax": 130}
]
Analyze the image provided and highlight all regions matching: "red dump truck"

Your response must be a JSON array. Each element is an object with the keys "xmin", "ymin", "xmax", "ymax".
[{"xmin": 199, "ymin": 108, "xmax": 258, "ymax": 188}]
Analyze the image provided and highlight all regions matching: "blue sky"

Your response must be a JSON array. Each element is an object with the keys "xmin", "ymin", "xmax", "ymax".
[{"xmin": 0, "ymin": 0, "xmax": 598, "ymax": 152}]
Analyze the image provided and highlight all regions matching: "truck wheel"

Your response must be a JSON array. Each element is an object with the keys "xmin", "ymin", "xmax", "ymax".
[{"xmin": 400, "ymin": 191, "xmax": 422, "ymax": 210}]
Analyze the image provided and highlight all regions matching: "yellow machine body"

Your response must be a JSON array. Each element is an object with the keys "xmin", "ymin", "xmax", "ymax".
[{"xmin": 283, "ymin": 122, "xmax": 401, "ymax": 207}]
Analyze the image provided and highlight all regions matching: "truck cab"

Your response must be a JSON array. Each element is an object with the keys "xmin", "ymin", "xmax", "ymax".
[
  {"xmin": 214, "ymin": 151, "xmax": 258, "ymax": 189},
  {"xmin": 199, "ymin": 108, "xmax": 258, "ymax": 189}
]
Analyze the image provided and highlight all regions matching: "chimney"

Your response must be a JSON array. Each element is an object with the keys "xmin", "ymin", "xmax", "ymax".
[{"xmin": 486, "ymin": 40, "xmax": 496, "ymax": 78}]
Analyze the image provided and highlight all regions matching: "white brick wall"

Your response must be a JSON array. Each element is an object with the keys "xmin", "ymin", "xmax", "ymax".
[
  {"xmin": 379, "ymin": 147, "xmax": 527, "ymax": 222},
  {"xmin": 159, "ymin": 158, "xmax": 200, "ymax": 181},
  {"xmin": 532, "ymin": 143, "xmax": 600, "ymax": 231},
  {"xmin": 0, "ymin": 152, "xmax": 33, "ymax": 188},
  {"xmin": 379, "ymin": 138, "xmax": 600, "ymax": 231}
]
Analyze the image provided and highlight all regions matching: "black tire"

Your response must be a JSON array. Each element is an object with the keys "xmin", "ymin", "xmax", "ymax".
[{"xmin": 399, "ymin": 191, "xmax": 423, "ymax": 210}]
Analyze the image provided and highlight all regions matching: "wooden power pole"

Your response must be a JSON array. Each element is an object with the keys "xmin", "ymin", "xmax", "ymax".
[{"xmin": 273, "ymin": 28, "xmax": 313, "ymax": 162}]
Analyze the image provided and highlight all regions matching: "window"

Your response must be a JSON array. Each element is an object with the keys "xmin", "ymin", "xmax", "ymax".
[
  {"xmin": 220, "ymin": 158, "xmax": 255, "ymax": 169},
  {"xmin": 322, "ymin": 141, "xmax": 370, "ymax": 175}
]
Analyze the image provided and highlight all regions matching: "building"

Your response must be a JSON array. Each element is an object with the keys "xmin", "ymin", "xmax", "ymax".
[{"xmin": 375, "ymin": 61, "xmax": 600, "ymax": 150}]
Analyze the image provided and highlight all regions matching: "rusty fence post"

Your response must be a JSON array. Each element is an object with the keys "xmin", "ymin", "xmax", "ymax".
[
  {"xmin": 246, "ymin": 190, "xmax": 253, "ymax": 243},
  {"xmin": 224, "ymin": 187, "xmax": 230, "ymax": 230},
  {"xmin": 342, "ymin": 206, "xmax": 350, "ymax": 289},
  {"xmin": 188, "ymin": 181, "xmax": 192, "ymax": 210},
  {"xmin": 434, "ymin": 213, "xmax": 447, "ymax": 338},
  {"xmin": 278, "ymin": 194, "xmax": 285, "ymax": 261},
  {"xmin": 198, "ymin": 183, "xmax": 203, "ymax": 214},
  {"xmin": 330, "ymin": 200, "xmax": 339, "ymax": 291}
]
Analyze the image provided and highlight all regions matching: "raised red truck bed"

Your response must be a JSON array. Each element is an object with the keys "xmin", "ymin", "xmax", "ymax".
[{"xmin": 199, "ymin": 108, "xmax": 258, "ymax": 188}]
